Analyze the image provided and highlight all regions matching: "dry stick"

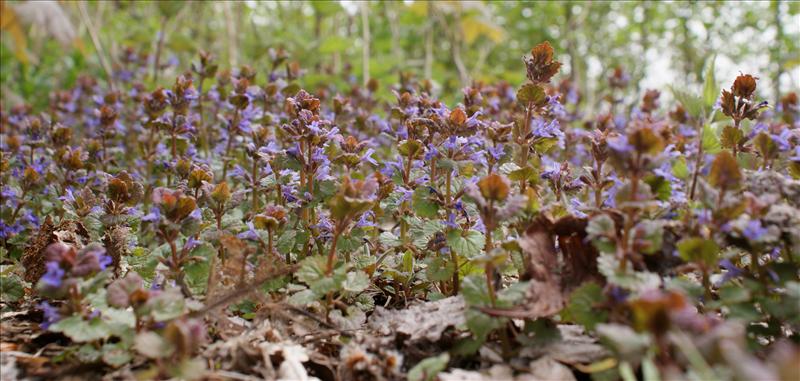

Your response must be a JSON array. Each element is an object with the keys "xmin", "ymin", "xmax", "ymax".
[
  {"xmin": 152, "ymin": 16, "xmax": 167, "ymax": 84},
  {"xmin": 77, "ymin": 1, "xmax": 115, "ymax": 92},
  {"xmin": 689, "ymin": 118, "xmax": 705, "ymax": 201}
]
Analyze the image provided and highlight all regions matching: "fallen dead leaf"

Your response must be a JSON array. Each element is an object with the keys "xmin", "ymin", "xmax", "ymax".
[
  {"xmin": 368, "ymin": 296, "xmax": 465, "ymax": 342},
  {"xmin": 481, "ymin": 217, "xmax": 564, "ymax": 319}
]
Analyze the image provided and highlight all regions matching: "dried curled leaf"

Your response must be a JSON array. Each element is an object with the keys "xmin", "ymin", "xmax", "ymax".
[
  {"xmin": 22, "ymin": 217, "xmax": 89, "ymax": 283},
  {"xmin": 367, "ymin": 296, "xmax": 465, "ymax": 342}
]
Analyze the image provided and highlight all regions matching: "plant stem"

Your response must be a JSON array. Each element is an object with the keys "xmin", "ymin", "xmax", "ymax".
[
  {"xmin": 326, "ymin": 223, "xmax": 344, "ymax": 275},
  {"xmin": 689, "ymin": 120, "xmax": 705, "ymax": 201},
  {"xmin": 252, "ymin": 158, "xmax": 259, "ymax": 212},
  {"xmin": 450, "ymin": 246, "xmax": 460, "ymax": 295},
  {"xmin": 519, "ymin": 103, "xmax": 533, "ymax": 192}
]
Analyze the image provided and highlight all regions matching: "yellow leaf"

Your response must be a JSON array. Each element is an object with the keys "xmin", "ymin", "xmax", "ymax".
[
  {"xmin": 0, "ymin": 2, "xmax": 30, "ymax": 64},
  {"xmin": 460, "ymin": 16, "xmax": 505, "ymax": 44}
]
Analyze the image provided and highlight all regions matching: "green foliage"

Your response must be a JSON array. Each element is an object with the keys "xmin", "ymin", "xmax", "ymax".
[
  {"xmin": 51, "ymin": 316, "xmax": 112, "ymax": 343},
  {"xmin": 561, "ymin": 282, "xmax": 607, "ymax": 330},
  {"xmin": 677, "ymin": 237, "xmax": 720, "ymax": 268},
  {"xmin": 446, "ymin": 229, "xmax": 484, "ymax": 258},
  {"xmin": 408, "ymin": 353, "xmax": 450, "ymax": 381},
  {"xmin": 0, "ymin": 275, "xmax": 24, "ymax": 302}
]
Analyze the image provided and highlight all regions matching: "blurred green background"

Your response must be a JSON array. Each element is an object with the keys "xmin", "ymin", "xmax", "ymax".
[{"xmin": 1, "ymin": 0, "xmax": 798, "ymax": 109}]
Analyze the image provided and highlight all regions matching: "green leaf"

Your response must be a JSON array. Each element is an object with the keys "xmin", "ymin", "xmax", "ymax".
[
  {"xmin": 517, "ymin": 83, "xmax": 546, "ymax": 105},
  {"xmin": 343, "ymin": 271, "xmax": 370, "ymax": 293},
  {"xmin": 508, "ymin": 166, "xmax": 537, "ymax": 182},
  {"xmin": 465, "ymin": 308, "xmax": 504, "ymax": 341},
  {"xmin": 644, "ymin": 175, "xmax": 671, "ymax": 202},
  {"xmin": 677, "ymin": 237, "xmax": 720, "ymax": 268},
  {"xmin": 338, "ymin": 228, "xmax": 365, "ymax": 253},
  {"xmin": 720, "ymin": 125, "xmax": 744, "ymax": 150},
  {"xmin": 596, "ymin": 323, "xmax": 651, "ymax": 364},
  {"xmin": 296, "ymin": 256, "xmax": 327, "ymax": 285},
  {"xmin": 702, "ymin": 123, "xmax": 721, "ymax": 154},
  {"xmin": 425, "ymin": 256, "xmax": 455, "ymax": 282},
  {"xmin": 288, "ymin": 288, "xmax": 316, "ymax": 306},
  {"xmin": 412, "ymin": 187, "xmax": 439, "ymax": 219},
  {"xmin": 597, "ymin": 254, "xmax": 661, "ymax": 291},
  {"xmin": 671, "ymin": 88, "xmax": 704, "ymax": 118},
  {"xmin": 702, "ymin": 56, "xmax": 718, "ymax": 110},
  {"xmin": 408, "ymin": 353, "xmax": 450, "ymax": 381},
  {"xmin": 184, "ymin": 244, "xmax": 213, "ymax": 294},
  {"xmin": 561, "ymin": 282, "xmax": 607, "ymax": 330},
  {"xmin": 586, "ymin": 214, "xmax": 616, "ymax": 254},
  {"xmin": 0, "ymin": 275, "xmax": 24, "ymax": 302},
  {"xmin": 632, "ymin": 220, "xmax": 664, "ymax": 255},
  {"xmin": 76, "ymin": 344, "xmax": 101, "ymax": 363},
  {"xmin": 319, "ymin": 36, "xmax": 349, "ymax": 54},
  {"xmin": 50, "ymin": 316, "xmax": 112, "ymax": 343},
  {"xmin": 718, "ymin": 283, "xmax": 751, "ymax": 304},
  {"xmin": 672, "ymin": 157, "xmax": 689, "ymax": 180},
  {"xmin": 134, "ymin": 331, "xmax": 174, "ymax": 359},
  {"xmin": 277, "ymin": 229, "xmax": 297, "ymax": 254},
  {"xmin": 379, "ymin": 231, "xmax": 402, "ymax": 248},
  {"xmin": 146, "ymin": 289, "xmax": 186, "ymax": 322},
  {"xmin": 410, "ymin": 219, "xmax": 443, "ymax": 248},
  {"xmin": 398, "ymin": 139, "xmax": 424, "ymax": 158},
  {"xmin": 172, "ymin": 357, "xmax": 207, "ymax": 380},
  {"xmin": 461, "ymin": 274, "xmax": 490, "ymax": 306},
  {"xmin": 446, "ymin": 229, "xmax": 484, "ymax": 258},
  {"xmin": 309, "ymin": 265, "xmax": 347, "ymax": 296},
  {"xmin": 102, "ymin": 342, "xmax": 133, "ymax": 367},
  {"xmin": 402, "ymin": 250, "xmax": 415, "ymax": 274}
]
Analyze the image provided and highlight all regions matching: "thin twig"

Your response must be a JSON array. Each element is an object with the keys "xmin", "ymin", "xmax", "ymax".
[{"xmin": 76, "ymin": 1, "xmax": 115, "ymax": 91}]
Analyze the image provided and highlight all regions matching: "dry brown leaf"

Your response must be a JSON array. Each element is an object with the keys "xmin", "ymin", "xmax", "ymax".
[
  {"xmin": 519, "ymin": 325, "xmax": 609, "ymax": 365},
  {"xmin": 483, "ymin": 217, "xmax": 564, "ymax": 319},
  {"xmin": 367, "ymin": 296, "xmax": 465, "ymax": 342},
  {"xmin": 22, "ymin": 217, "xmax": 89, "ymax": 283}
]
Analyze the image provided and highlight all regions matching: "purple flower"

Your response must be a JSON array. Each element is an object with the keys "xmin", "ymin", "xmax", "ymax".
[
  {"xmin": 717, "ymin": 259, "xmax": 744, "ymax": 285},
  {"xmin": 742, "ymin": 220, "xmax": 767, "ymax": 242},
  {"xmin": 238, "ymin": 221, "xmax": 260, "ymax": 241},
  {"xmin": 443, "ymin": 136, "xmax": 459, "ymax": 151},
  {"xmin": 772, "ymin": 129, "xmax": 792, "ymax": 151},
  {"xmin": 608, "ymin": 135, "xmax": 634, "ymax": 153},
  {"xmin": 41, "ymin": 262, "xmax": 65, "ymax": 288},
  {"xmin": 487, "ymin": 144, "xmax": 505, "ymax": 161},
  {"xmin": 359, "ymin": 148, "xmax": 377, "ymax": 167},
  {"xmin": 789, "ymin": 146, "xmax": 800, "ymax": 162},
  {"xmin": 142, "ymin": 207, "xmax": 161, "ymax": 222},
  {"xmin": 98, "ymin": 254, "xmax": 113, "ymax": 270},
  {"xmin": 747, "ymin": 122, "xmax": 768, "ymax": 140},
  {"xmin": 608, "ymin": 286, "xmax": 630, "ymax": 303},
  {"xmin": 356, "ymin": 211, "xmax": 376, "ymax": 228},
  {"xmin": 531, "ymin": 118, "xmax": 564, "ymax": 148},
  {"xmin": 1, "ymin": 186, "xmax": 17, "ymax": 199},
  {"xmin": 396, "ymin": 186, "xmax": 413, "ymax": 202},
  {"xmin": 444, "ymin": 213, "xmax": 459, "ymax": 229},
  {"xmin": 424, "ymin": 144, "xmax": 439, "ymax": 161},
  {"xmin": 184, "ymin": 236, "xmax": 201, "ymax": 251},
  {"xmin": 39, "ymin": 302, "xmax": 61, "ymax": 329},
  {"xmin": 465, "ymin": 111, "xmax": 483, "ymax": 128}
]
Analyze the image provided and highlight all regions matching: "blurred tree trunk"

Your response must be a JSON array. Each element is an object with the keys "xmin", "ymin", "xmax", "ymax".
[
  {"xmin": 361, "ymin": 1, "xmax": 370, "ymax": 87},
  {"xmin": 223, "ymin": 1, "xmax": 238, "ymax": 68},
  {"xmin": 424, "ymin": 2, "xmax": 434, "ymax": 80},
  {"xmin": 772, "ymin": 0, "xmax": 784, "ymax": 104}
]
